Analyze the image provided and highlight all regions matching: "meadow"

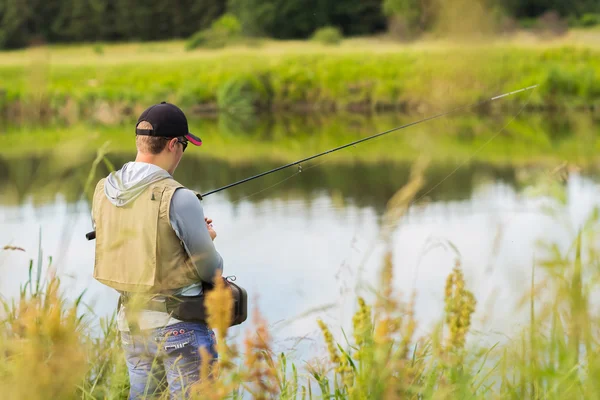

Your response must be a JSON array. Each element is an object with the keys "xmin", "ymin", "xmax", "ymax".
[{"xmin": 1, "ymin": 29, "xmax": 600, "ymax": 128}]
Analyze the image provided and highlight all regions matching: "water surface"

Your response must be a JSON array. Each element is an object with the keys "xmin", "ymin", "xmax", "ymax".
[{"xmin": 1, "ymin": 111, "xmax": 599, "ymax": 360}]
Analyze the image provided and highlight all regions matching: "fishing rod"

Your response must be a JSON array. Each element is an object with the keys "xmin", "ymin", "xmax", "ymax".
[{"xmin": 85, "ymin": 84, "xmax": 537, "ymax": 241}]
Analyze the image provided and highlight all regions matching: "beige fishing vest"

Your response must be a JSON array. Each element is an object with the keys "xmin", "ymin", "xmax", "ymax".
[{"xmin": 91, "ymin": 176, "xmax": 200, "ymax": 295}]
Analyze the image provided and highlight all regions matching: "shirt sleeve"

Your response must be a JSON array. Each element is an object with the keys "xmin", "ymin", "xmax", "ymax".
[{"xmin": 169, "ymin": 187, "xmax": 224, "ymax": 283}]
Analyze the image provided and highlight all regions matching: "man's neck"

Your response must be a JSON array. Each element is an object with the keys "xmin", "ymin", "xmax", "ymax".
[{"xmin": 135, "ymin": 153, "xmax": 171, "ymax": 174}]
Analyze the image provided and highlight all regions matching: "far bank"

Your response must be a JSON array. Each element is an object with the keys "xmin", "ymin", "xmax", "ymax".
[{"xmin": 1, "ymin": 37, "xmax": 599, "ymax": 125}]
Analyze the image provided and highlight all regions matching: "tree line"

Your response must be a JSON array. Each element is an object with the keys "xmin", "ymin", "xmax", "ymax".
[{"xmin": 0, "ymin": 0, "xmax": 598, "ymax": 49}]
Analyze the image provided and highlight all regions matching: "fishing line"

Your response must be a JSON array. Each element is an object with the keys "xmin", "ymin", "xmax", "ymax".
[
  {"xmin": 232, "ymin": 85, "xmax": 539, "ymax": 225},
  {"xmin": 228, "ymin": 169, "xmax": 301, "ymax": 206},
  {"xmin": 226, "ymin": 156, "xmax": 333, "ymax": 206},
  {"xmin": 410, "ymin": 86, "xmax": 537, "ymax": 206},
  {"xmin": 224, "ymin": 127, "xmax": 368, "ymax": 207},
  {"xmin": 199, "ymin": 85, "xmax": 538, "ymax": 198},
  {"xmin": 352, "ymin": 84, "xmax": 539, "ymax": 295}
]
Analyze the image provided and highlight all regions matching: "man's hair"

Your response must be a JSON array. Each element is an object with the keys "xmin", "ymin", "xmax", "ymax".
[{"xmin": 135, "ymin": 121, "xmax": 168, "ymax": 155}]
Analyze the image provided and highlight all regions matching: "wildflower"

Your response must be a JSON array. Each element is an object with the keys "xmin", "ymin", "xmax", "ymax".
[
  {"xmin": 190, "ymin": 347, "xmax": 222, "ymax": 400},
  {"xmin": 204, "ymin": 273, "xmax": 234, "ymax": 368},
  {"xmin": 317, "ymin": 319, "xmax": 341, "ymax": 366},
  {"xmin": 317, "ymin": 318, "xmax": 355, "ymax": 390},
  {"xmin": 352, "ymin": 297, "xmax": 372, "ymax": 360},
  {"xmin": 1, "ymin": 276, "xmax": 87, "ymax": 400},
  {"xmin": 243, "ymin": 307, "xmax": 279, "ymax": 400},
  {"xmin": 444, "ymin": 261, "xmax": 477, "ymax": 353},
  {"xmin": 205, "ymin": 274, "xmax": 233, "ymax": 337}
]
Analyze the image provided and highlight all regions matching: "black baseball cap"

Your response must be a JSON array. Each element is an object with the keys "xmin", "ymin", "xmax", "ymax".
[{"xmin": 135, "ymin": 101, "xmax": 202, "ymax": 146}]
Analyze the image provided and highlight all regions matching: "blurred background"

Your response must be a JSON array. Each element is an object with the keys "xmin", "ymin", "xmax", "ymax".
[{"xmin": 1, "ymin": 0, "xmax": 599, "ymax": 360}]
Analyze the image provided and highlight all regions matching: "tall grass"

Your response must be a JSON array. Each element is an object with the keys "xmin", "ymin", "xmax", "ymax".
[
  {"xmin": 2, "ymin": 157, "xmax": 600, "ymax": 399},
  {"xmin": 0, "ymin": 241, "xmax": 124, "ymax": 399},
  {"xmin": 1, "ymin": 40, "xmax": 600, "ymax": 125}
]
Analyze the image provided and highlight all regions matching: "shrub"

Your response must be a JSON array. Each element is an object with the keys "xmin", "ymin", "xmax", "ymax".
[
  {"xmin": 541, "ymin": 65, "xmax": 600, "ymax": 105},
  {"xmin": 580, "ymin": 13, "xmax": 600, "ymax": 27},
  {"xmin": 311, "ymin": 26, "xmax": 343, "ymax": 45},
  {"xmin": 92, "ymin": 44, "xmax": 104, "ymax": 55},
  {"xmin": 185, "ymin": 14, "xmax": 242, "ymax": 50},
  {"xmin": 216, "ymin": 73, "xmax": 273, "ymax": 115}
]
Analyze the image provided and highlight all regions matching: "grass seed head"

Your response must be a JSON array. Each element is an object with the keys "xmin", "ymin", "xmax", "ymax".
[
  {"xmin": 243, "ymin": 307, "xmax": 279, "ymax": 399},
  {"xmin": 444, "ymin": 262, "xmax": 477, "ymax": 353}
]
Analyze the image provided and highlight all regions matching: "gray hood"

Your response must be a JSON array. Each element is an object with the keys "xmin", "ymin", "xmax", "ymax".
[{"xmin": 104, "ymin": 162, "xmax": 171, "ymax": 206}]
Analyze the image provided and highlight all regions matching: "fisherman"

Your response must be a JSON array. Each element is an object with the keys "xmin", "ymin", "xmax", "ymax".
[{"xmin": 90, "ymin": 102, "xmax": 224, "ymax": 399}]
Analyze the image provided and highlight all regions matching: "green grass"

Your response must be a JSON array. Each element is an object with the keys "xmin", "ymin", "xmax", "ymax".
[{"xmin": 1, "ymin": 34, "xmax": 600, "ymax": 125}]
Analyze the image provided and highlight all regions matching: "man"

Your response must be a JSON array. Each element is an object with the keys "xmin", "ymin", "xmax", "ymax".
[{"xmin": 91, "ymin": 102, "xmax": 224, "ymax": 399}]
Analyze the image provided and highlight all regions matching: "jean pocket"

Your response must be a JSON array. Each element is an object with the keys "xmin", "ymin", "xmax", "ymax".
[{"xmin": 161, "ymin": 330, "xmax": 198, "ymax": 353}]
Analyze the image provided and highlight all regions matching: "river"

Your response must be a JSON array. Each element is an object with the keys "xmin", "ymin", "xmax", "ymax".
[{"xmin": 1, "ymin": 110, "xmax": 599, "ymax": 361}]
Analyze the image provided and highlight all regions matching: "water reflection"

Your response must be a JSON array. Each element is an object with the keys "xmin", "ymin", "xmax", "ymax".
[
  {"xmin": 0, "ymin": 150, "xmax": 576, "ymax": 212},
  {"xmin": 1, "ymin": 109, "xmax": 600, "ymax": 361},
  {"xmin": 1, "ymin": 170, "xmax": 597, "ymax": 357}
]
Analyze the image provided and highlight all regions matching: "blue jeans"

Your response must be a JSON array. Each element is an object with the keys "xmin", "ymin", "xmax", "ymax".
[{"xmin": 120, "ymin": 321, "xmax": 218, "ymax": 399}]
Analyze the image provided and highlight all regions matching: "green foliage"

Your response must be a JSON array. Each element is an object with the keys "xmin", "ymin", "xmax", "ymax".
[
  {"xmin": 0, "ymin": 0, "xmax": 31, "ymax": 48},
  {"xmin": 383, "ymin": 0, "xmax": 426, "ymax": 35},
  {"xmin": 228, "ymin": 0, "xmax": 386, "ymax": 39},
  {"xmin": 580, "ymin": 13, "xmax": 600, "ymax": 26},
  {"xmin": 2, "ymin": 0, "xmax": 600, "ymax": 48},
  {"xmin": 541, "ymin": 64, "xmax": 600, "ymax": 105},
  {"xmin": 92, "ymin": 43, "xmax": 104, "ymax": 55},
  {"xmin": 227, "ymin": 0, "xmax": 276, "ymax": 37},
  {"xmin": 503, "ymin": 0, "xmax": 600, "ymax": 19},
  {"xmin": 0, "ymin": 0, "xmax": 226, "ymax": 49},
  {"xmin": 1, "ymin": 43, "xmax": 600, "ymax": 122},
  {"xmin": 383, "ymin": 0, "xmax": 445, "ymax": 39},
  {"xmin": 217, "ymin": 73, "xmax": 272, "ymax": 114},
  {"xmin": 185, "ymin": 13, "xmax": 242, "ymax": 50},
  {"xmin": 311, "ymin": 26, "xmax": 343, "ymax": 45}
]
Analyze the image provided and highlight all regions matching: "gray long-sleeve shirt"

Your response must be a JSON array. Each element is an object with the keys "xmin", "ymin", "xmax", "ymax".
[
  {"xmin": 169, "ymin": 186, "xmax": 223, "ymax": 285},
  {"xmin": 97, "ymin": 161, "xmax": 224, "ymax": 330}
]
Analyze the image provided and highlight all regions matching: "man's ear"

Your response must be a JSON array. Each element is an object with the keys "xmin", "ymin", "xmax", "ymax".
[{"xmin": 167, "ymin": 137, "xmax": 178, "ymax": 152}]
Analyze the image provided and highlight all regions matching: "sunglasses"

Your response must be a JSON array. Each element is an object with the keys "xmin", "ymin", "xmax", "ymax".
[
  {"xmin": 162, "ymin": 136, "xmax": 188, "ymax": 152},
  {"xmin": 177, "ymin": 137, "xmax": 188, "ymax": 152}
]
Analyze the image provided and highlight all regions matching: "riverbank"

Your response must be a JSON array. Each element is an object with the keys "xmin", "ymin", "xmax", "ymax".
[{"xmin": 1, "ymin": 33, "xmax": 600, "ymax": 125}]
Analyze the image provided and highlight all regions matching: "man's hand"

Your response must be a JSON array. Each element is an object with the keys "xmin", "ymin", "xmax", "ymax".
[{"xmin": 205, "ymin": 217, "xmax": 217, "ymax": 241}]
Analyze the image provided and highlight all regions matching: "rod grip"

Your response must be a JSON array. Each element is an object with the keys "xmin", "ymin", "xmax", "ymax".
[{"xmin": 86, "ymin": 230, "xmax": 96, "ymax": 241}]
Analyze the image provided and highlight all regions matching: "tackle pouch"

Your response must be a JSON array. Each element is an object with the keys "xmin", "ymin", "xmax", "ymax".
[{"xmin": 165, "ymin": 276, "xmax": 248, "ymax": 327}]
